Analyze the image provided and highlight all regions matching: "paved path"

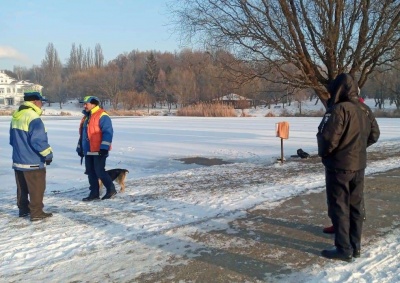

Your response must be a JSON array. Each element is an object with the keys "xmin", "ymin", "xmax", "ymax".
[{"xmin": 136, "ymin": 167, "xmax": 400, "ymax": 282}]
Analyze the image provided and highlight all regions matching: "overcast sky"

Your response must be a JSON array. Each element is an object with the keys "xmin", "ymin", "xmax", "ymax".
[{"xmin": 0, "ymin": 0, "xmax": 183, "ymax": 71}]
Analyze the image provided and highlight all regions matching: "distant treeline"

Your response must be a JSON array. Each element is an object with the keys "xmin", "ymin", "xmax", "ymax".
[{"xmin": 5, "ymin": 42, "xmax": 400, "ymax": 111}]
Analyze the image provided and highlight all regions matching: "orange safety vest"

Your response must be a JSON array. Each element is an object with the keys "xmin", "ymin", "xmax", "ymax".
[{"xmin": 79, "ymin": 108, "xmax": 111, "ymax": 152}]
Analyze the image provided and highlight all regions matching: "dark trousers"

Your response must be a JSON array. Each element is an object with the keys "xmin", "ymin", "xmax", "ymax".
[
  {"xmin": 325, "ymin": 168, "xmax": 365, "ymax": 255},
  {"xmin": 15, "ymin": 169, "xmax": 46, "ymax": 217},
  {"xmin": 85, "ymin": 155, "xmax": 115, "ymax": 196}
]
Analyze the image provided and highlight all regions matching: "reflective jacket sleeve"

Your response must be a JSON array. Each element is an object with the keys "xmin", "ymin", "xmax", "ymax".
[
  {"xmin": 29, "ymin": 118, "xmax": 53, "ymax": 159},
  {"xmin": 99, "ymin": 114, "xmax": 113, "ymax": 150}
]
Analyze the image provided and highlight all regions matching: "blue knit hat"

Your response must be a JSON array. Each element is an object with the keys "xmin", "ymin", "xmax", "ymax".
[{"xmin": 24, "ymin": 91, "xmax": 47, "ymax": 101}]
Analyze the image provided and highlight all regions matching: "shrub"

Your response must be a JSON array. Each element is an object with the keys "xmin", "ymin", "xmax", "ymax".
[
  {"xmin": 0, "ymin": 110, "xmax": 13, "ymax": 116},
  {"xmin": 280, "ymin": 108, "xmax": 292, "ymax": 117},
  {"xmin": 239, "ymin": 111, "xmax": 253, "ymax": 117},
  {"xmin": 106, "ymin": 109, "xmax": 144, "ymax": 116},
  {"xmin": 176, "ymin": 103, "xmax": 237, "ymax": 117},
  {"xmin": 295, "ymin": 109, "xmax": 325, "ymax": 117},
  {"xmin": 374, "ymin": 109, "xmax": 400, "ymax": 118}
]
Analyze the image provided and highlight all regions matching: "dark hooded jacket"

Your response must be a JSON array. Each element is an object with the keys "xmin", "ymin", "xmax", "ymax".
[{"xmin": 317, "ymin": 73, "xmax": 380, "ymax": 171}]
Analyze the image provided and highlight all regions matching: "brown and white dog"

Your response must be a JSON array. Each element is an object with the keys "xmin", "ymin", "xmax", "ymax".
[{"xmin": 99, "ymin": 168, "xmax": 129, "ymax": 194}]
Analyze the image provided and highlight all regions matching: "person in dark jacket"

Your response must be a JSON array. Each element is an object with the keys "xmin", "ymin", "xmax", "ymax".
[
  {"xmin": 317, "ymin": 73, "xmax": 380, "ymax": 262},
  {"xmin": 10, "ymin": 91, "xmax": 54, "ymax": 221},
  {"xmin": 76, "ymin": 96, "xmax": 116, "ymax": 201},
  {"xmin": 322, "ymin": 90, "xmax": 367, "ymax": 235}
]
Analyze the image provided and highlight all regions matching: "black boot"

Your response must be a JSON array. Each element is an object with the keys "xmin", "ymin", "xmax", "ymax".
[
  {"xmin": 19, "ymin": 208, "xmax": 30, "ymax": 217},
  {"xmin": 353, "ymin": 249, "xmax": 361, "ymax": 258},
  {"xmin": 82, "ymin": 192, "xmax": 100, "ymax": 201},
  {"xmin": 101, "ymin": 190, "xmax": 117, "ymax": 200},
  {"xmin": 321, "ymin": 249, "xmax": 352, "ymax": 262}
]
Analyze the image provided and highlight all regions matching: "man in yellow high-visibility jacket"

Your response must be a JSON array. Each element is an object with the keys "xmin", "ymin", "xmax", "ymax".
[{"xmin": 10, "ymin": 91, "xmax": 54, "ymax": 221}]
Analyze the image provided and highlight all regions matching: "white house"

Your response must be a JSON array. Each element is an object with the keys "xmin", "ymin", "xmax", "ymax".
[{"xmin": 0, "ymin": 71, "xmax": 43, "ymax": 105}]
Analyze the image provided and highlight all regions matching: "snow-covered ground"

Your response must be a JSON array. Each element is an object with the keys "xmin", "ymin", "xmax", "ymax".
[{"xmin": 0, "ymin": 100, "xmax": 399, "ymax": 282}]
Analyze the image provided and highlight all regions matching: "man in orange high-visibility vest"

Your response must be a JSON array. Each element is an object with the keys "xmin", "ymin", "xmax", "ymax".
[{"xmin": 77, "ymin": 96, "xmax": 116, "ymax": 201}]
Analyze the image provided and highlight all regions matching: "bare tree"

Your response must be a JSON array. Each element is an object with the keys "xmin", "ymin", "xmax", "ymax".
[
  {"xmin": 29, "ymin": 65, "xmax": 45, "ymax": 86},
  {"xmin": 169, "ymin": 67, "xmax": 197, "ymax": 106},
  {"xmin": 83, "ymin": 47, "xmax": 94, "ymax": 69},
  {"xmin": 144, "ymin": 52, "xmax": 159, "ymax": 107},
  {"xmin": 94, "ymin": 43, "xmax": 105, "ymax": 68},
  {"xmin": 66, "ymin": 68, "xmax": 100, "ymax": 99},
  {"xmin": 387, "ymin": 46, "xmax": 400, "ymax": 109},
  {"xmin": 155, "ymin": 68, "xmax": 168, "ymax": 107},
  {"xmin": 98, "ymin": 64, "xmax": 122, "ymax": 110},
  {"xmin": 41, "ymin": 43, "xmax": 63, "ymax": 106},
  {"xmin": 369, "ymin": 69, "xmax": 390, "ymax": 109},
  {"xmin": 171, "ymin": 0, "xmax": 400, "ymax": 106},
  {"xmin": 67, "ymin": 43, "xmax": 80, "ymax": 74},
  {"xmin": 12, "ymin": 66, "xmax": 27, "ymax": 80}
]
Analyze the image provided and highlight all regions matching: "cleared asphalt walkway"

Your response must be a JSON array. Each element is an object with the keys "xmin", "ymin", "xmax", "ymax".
[{"xmin": 136, "ymin": 167, "xmax": 400, "ymax": 282}]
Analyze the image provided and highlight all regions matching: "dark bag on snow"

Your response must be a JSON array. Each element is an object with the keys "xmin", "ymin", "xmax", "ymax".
[{"xmin": 297, "ymin": 148, "xmax": 310, "ymax": 159}]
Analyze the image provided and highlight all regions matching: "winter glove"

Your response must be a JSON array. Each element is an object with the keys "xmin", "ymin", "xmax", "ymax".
[
  {"xmin": 45, "ymin": 159, "xmax": 52, "ymax": 165},
  {"xmin": 99, "ymin": 149, "xmax": 109, "ymax": 156},
  {"xmin": 78, "ymin": 151, "xmax": 84, "ymax": 158}
]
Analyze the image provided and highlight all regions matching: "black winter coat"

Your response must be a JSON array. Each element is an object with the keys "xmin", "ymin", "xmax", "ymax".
[{"xmin": 317, "ymin": 73, "xmax": 380, "ymax": 171}]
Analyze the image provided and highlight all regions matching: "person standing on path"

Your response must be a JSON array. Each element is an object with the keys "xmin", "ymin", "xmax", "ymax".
[
  {"xmin": 322, "ymin": 90, "xmax": 368, "ymax": 235},
  {"xmin": 10, "ymin": 91, "xmax": 54, "ymax": 221},
  {"xmin": 317, "ymin": 73, "xmax": 380, "ymax": 262},
  {"xmin": 76, "ymin": 96, "xmax": 116, "ymax": 201}
]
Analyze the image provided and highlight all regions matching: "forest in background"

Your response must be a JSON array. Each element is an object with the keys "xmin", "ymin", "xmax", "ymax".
[{"xmin": 3, "ymin": 43, "xmax": 400, "ymax": 112}]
